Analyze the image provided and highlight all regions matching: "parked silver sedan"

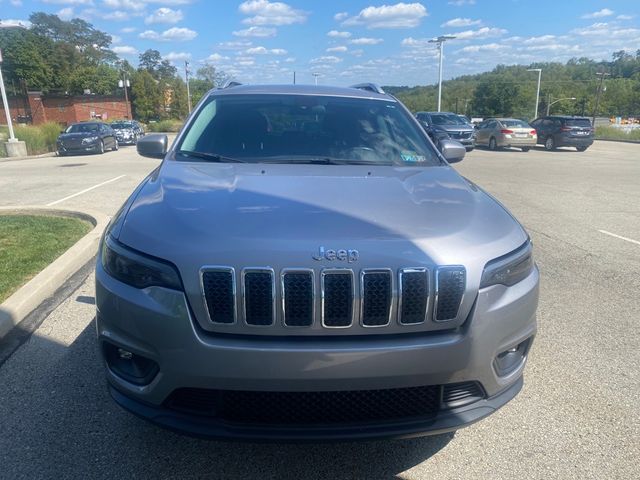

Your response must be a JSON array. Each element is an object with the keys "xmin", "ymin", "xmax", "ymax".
[{"xmin": 475, "ymin": 118, "xmax": 537, "ymax": 152}]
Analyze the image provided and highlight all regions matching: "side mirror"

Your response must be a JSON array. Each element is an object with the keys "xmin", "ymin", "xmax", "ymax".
[
  {"xmin": 137, "ymin": 134, "xmax": 168, "ymax": 159},
  {"xmin": 440, "ymin": 139, "xmax": 466, "ymax": 163}
]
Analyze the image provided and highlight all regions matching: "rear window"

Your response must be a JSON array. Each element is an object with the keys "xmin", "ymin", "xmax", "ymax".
[
  {"xmin": 501, "ymin": 119, "xmax": 530, "ymax": 128},
  {"xmin": 564, "ymin": 118, "xmax": 592, "ymax": 127},
  {"xmin": 178, "ymin": 94, "xmax": 440, "ymax": 166}
]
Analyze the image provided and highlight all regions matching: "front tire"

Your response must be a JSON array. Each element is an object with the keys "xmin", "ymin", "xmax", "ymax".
[
  {"xmin": 544, "ymin": 136, "xmax": 555, "ymax": 151},
  {"xmin": 489, "ymin": 137, "xmax": 498, "ymax": 151},
  {"xmin": 521, "ymin": 147, "xmax": 530, "ymax": 152},
  {"xmin": 113, "ymin": 140, "xmax": 119, "ymax": 151},
  {"xmin": 97, "ymin": 140, "xmax": 105, "ymax": 154},
  {"xmin": 576, "ymin": 146, "xmax": 588, "ymax": 152}
]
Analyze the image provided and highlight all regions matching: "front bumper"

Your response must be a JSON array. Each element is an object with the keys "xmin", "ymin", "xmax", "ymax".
[
  {"xmin": 57, "ymin": 143, "xmax": 100, "ymax": 154},
  {"xmin": 557, "ymin": 135, "xmax": 593, "ymax": 148},
  {"xmin": 95, "ymin": 260, "xmax": 538, "ymax": 440}
]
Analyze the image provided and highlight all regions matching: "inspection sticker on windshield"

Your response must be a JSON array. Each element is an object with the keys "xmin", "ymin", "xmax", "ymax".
[{"xmin": 400, "ymin": 151, "xmax": 427, "ymax": 163}]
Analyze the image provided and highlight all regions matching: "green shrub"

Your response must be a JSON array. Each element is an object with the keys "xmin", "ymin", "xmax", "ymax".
[
  {"xmin": 0, "ymin": 122, "xmax": 63, "ymax": 156},
  {"xmin": 146, "ymin": 119, "xmax": 183, "ymax": 133},
  {"xmin": 596, "ymin": 125, "xmax": 640, "ymax": 142}
]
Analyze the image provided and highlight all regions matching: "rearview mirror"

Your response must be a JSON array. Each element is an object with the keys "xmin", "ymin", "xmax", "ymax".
[
  {"xmin": 137, "ymin": 134, "xmax": 168, "ymax": 159},
  {"xmin": 440, "ymin": 139, "xmax": 466, "ymax": 163}
]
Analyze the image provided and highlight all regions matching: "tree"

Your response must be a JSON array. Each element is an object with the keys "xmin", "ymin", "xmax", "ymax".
[
  {"xmin": 68, "ymin": 65, "xmax": 119, "ymax": 95},
  {"xmin": 197, "ymin": 62, "xmax": 232, "ymax": 88},
  {"xmin": 131, "ymin": 69, "xmax": 162, "ymax": 122},
  {"xmin": 0, "ymin": 27, "xmax": 53, "ymax": 91},
  {"xmin": 139, "ymin": 49, "xmax": 177, "ymax": 81},
  {"xmin": 168, "ymin": 77, "xmax": 188, "ymax": 119}
]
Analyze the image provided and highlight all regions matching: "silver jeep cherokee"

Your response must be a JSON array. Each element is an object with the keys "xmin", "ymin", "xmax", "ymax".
[{"xmin": 96, "ymin": 83, "xmax": 539, "ymax": 440}]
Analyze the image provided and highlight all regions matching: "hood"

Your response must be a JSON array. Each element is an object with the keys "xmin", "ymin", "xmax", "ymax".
[
  {"xmin": 434, "ymin": 124, "xmax": 474, "ymax": 133},
  {"xmin": 117, "ymin": 161, "xmax": 527, "ymax": 275}
]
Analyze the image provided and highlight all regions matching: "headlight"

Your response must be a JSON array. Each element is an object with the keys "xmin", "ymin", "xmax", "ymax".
[
  {"xmin": 101, "ymin": 235, "xmax": 182, "ymax": 290},
  {"xmin": 82, "ymin": 136, "xmax": 99, "ymax": 144},
  {"xmin": 480, "ymin": 240, "xmax": 534, "ymax": 288}
]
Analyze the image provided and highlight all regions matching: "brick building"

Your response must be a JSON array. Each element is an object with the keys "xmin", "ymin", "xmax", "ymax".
[{"xmin": 0, "ymin": 92, "xmax": 132, "ymax": 126}]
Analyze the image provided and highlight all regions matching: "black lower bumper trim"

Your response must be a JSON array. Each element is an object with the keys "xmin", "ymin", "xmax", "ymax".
[{"xmin": 109, "ymin": 377, "xmax": 523, "ymax": 441}]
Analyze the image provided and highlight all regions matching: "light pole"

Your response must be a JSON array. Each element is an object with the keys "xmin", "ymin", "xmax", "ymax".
[
  {"xmin": 0, "ymin": 48, "xmax": 16, "ymax": 141},
  {"xmin": 546, "ymin": 95, "xmax": 576, "ymax": 115},
  {"xmin": 592, "ymin": 71, "xmax": 610, "ymax": 126},
  {"xmin": 312, "ymin": 72, "xmax": 320, "ymax": 85},
  {"xmin": 527, "ymin": 68, "xmax": 541, "ymax": 120},
  {"xmin": 429, "ymin": 35, "xmax": 455, "ymax": 112},
  {"xmin": 185, "ymin": 60, "xmax": 192, "ymax": 114}
]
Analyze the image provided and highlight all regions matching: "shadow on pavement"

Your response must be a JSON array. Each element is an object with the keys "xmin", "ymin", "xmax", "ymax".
[{"xmin": 0, "ymin": 317, "xmax": 454, "ymax": 479}]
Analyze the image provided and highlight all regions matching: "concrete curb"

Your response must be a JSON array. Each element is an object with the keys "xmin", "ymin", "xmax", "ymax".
[
  {"xmin": 0, "ymin": 151, "xmax": 57, "ymax": 163},
  {"xmin": 0, "ymin": 206, "xmax": 110, "ymax": 339}
]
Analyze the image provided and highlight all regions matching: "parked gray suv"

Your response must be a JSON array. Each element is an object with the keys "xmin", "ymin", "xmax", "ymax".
[
  {"xmin": 416, "ymin": 111, "xmax": 476, "ymax": 151},
  {"xmin": 96, "ymin": 83, "xmax": 538, "ymax": 441}
]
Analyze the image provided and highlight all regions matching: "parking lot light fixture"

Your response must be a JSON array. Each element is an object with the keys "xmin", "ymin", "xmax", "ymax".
[
  {"xmin": 547, "ymin": 96, "xmax": 577, "ymax": 116},
  {"xmin": 527, "ymin": 68, "xmax": 542, "ymax": 120},
  {"xmin": 429, "ymin": 35, "xmax": 456, "ymax": 112}
]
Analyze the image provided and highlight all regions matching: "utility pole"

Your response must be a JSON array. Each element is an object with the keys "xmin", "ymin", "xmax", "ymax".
[
  {"xmin": 185, "ymin": 60, "xmax": 192, "ymax": 114},
  {"xmin": 429, "ymin": 35, "xmax": 456, "ymax": 112},
  {"xmin": 527, "ymin": 68, "xmax": 542, "ymax": 120},
  {"xmin": 0, "ymin": 48, "xmax": 16, "ymax": 141},
  {"xmin": 293, "ymin": 71, "xmax": 296, "ymax": 84},
  {"xmin": 117, "ymin": 61, "xmax": 132, "ymax": 119},
  {"xmin": 592, "ymin": 71, "xmax": 610, "ymax": 126}
]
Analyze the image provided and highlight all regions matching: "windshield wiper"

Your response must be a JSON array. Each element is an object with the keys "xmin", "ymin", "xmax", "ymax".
[
  {"xmin": 176, "ymin": 150, "xmax": 247, "ymax": 163},
  {"xmin": 261, "ymin": 157, "xmax": 391, "ymax": 166}
]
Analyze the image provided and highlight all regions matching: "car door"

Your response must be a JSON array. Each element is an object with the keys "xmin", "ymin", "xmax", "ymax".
[
  {"xmin": 103, "ymin": 125, "xmax": 115, "ymax": 148},
  {"xmin": 475, "ymin": 121, "xmax": 490, "ymax": 144}
]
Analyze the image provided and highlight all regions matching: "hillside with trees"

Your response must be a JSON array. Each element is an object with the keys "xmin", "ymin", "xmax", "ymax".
[
  {"xmin": 387, "ymin": 51, "xmax": 640, "ymax": 120},
  {"xmin": 0, "ymin": 12, "xmax": 229, "ymax": 122}
]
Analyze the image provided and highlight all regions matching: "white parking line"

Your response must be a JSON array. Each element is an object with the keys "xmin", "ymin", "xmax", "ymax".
[
  {"xmin": 46, "ymin": 175, "xmax": 127, "ymax": 206},
  {"xmin": 598, "ymin": 230, "xmax": 640, "ymax": 246}
]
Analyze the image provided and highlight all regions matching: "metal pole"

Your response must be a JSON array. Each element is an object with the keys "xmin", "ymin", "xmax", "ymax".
[
  {"xmin": 534, "ymin": 69, "xmax": 541, "ymax": 119},
  {"xmin": 123, "ymin": 71, "xmax": 131, "ymax": 119},
  {"xmin": 546, "ymin": 93, "xmax": 551, "ymax": 116},
  {"xmin": 437, "ymin": 41, "xmax": 444, "ymax": 112},
  {"xmin": 293, "ymin": 71, "xmax": 296, "ymax": 84},
  {"xmin": 185, "ymin": 61, "xmax": 192, "ymax": 114},
  {"xmin": 312, "ymin": 73, "xmax": 319, "ymax": 85},
  {"xmin": 592, "ymin": 72, "xmax": 609, "ymax": 126},
  {"xmin": 0, "ymin": 49, "xmax": 16, "ymax": 141}
]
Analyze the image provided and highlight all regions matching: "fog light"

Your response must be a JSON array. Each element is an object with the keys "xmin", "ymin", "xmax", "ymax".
[
  {"xmin": 103, "ymin": 342, "xmax": 159, "ymax": 385},
  {"xmin": 494, "ymin": 338, "xmax": 532, "ymax": 377}
]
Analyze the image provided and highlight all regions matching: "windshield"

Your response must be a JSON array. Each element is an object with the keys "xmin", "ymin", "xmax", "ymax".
[
  {"xmin": 429, "ymin": 113, "xmax": 467, "ymax": 126},
  {"xmin": 501, "ymin": 119, "xmax": 530, "ymax": 128},
  {"xmin": 111, "ymin": 122, "xmax": 132, "ymax": 129},
  {"xmin": 565, "ymin": 118, "xmax": 592, "ymax": 127},
  {"xmin": 177, "ymin": 94, "xmax": 440, "ymax": 166},
  {"xmin": 65, "ymin": 123, "xmax": 100, "ymax": 133}
]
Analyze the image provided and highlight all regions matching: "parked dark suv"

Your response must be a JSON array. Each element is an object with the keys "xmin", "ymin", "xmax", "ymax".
[
  {"xmin": 530, "ymin": 116, "xmax": 594, "ymax": 152},
  {"xmin": 416, "ymin": 111, "xmax": 476, "ymax": 151}
]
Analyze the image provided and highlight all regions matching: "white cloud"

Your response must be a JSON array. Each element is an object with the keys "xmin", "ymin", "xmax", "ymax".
[
  {"xmin": 42, "ymin": 0, "xmax": 92, "ymax": 4},
  {"xmin": 342, "ymin": 2, "xmax": 428, "ymax": 29},
  {"xmin": 145, "ymin": 8, "xmax": 183, "ymax": 25},
  {"xmin": 441, "ymin": 17, "xmax": 482, "ymax": 28},
  {"xmin": 326, "ymin": 46, "xmax": 347, "ymax": 52},
  {"xmin": 233, "ymin": 26, "xmax": 277, "ymax": 37},
  {"xmin": 458, "ymin": 43, "xmax": 508, "ymax": 53},
  {"xmin": 239, "ymin": 0, "xmax": 307, "ymax": 26},
  {"xmin": 57, "ymin": 7, "xmax": 75, "ymax": 20},
  {"xmin": 334, "ymin": 12, "xmax": 349, "ymax": 21},
  {"xmin": 350, "ymin": 37, "xmax": 384, "ymax": 45},
  {"xmin": 10, "ymin": 0, "xmax": 23, "ymax": 6},
  {"xmin": 164, "ymin": 51, "xmax": 191, "ymax": 62},
  {"xmin": 205, "ymin": 53, "xmax": 230, "ymax": 62},
  {"xmin": 0, "ymin": 19, "xmax": 31, "ymax": 28},
  {"xmin": 581, "ymin": 8, "xmax": 614, "ymax": 19},
  {"xmin": 121, "ymin": 27, "xmax": 136, "ymax": 33},
  {"xmin": 616, "ymin": 14, "xmax": 634, "ymax": 20},
  {"xmin": 449, "ymin": 26, "xmax": 507, "ymax": 40},
  {"xmin": 139, "ymin": 27, "xmax": 197, "ymax": 41},
  {"xmin": 327, "ymin": 30, "xmax": 351, "ymax": 38},
  {"xmin": 217, "ymin": 40, "xmax": 253, "ymax": 50},
  {"xmin": 284, "ymin": 57, "xmax": 295, "ymax": 62},
  {"xmin": 245, "ymin": 46, "xmax": 287, "ymax": 55},
  {"xmin": 103, "ymin": 11, "xmax": 136, "ymax": 21},
  {"xmin": 101, "ymin": 0, "xmax": 146, "ymax": 11},
  {"xmin": 113, "ymin": 45, "xmax": 138, "ymax": 55},
  {"xmin": 448, "ymin": 0, "xmax": 475, "ymax": 5},
  {"xmin": 350, "ymin": 49, "xmax": 364, "ymax": 57},
  {"xmin": 110, "ymin": 34, "xmax": 122, "ymax": 43},
  {"xmin": 310, "ymin": 55, "xmax": 342, "ymax": 64}
]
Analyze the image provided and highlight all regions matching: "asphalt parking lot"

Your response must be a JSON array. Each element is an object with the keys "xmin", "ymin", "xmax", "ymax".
[{"xmin": 0, "ymin": 141, "xmax": 638, "ymax": 479}]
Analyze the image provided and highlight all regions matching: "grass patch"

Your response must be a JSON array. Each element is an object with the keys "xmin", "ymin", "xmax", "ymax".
[
  {"xmin": 1, "ymin": 122, "xmax": 63, "ymax": 156},
  {"xmin": 146, "ymin": 119, "xmax": 183, "ymax": 133},
  {"xmin": 0, "ymin": 214, "xmax": 92, "ymax": 303},
  {"xmin": 595, "ymin": 125, "xmax": 640, "ymax": 142}
]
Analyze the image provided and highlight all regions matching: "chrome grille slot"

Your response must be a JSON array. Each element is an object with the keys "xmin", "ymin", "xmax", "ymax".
[
  {"xmin": 322, "ymin": 270, "xmax": 354, "ymax": 328},
  {"xmin": 243, "ymin": 269, "xmax": 275, "ymax": 326},
  {"xmin": 201, "ymin": 268, "xmax": 236, "ymax": 324},
  {"xmin": 282, "ymin": 270, "xmax": 314, "ymax": 327},
  {"xmin": 361, "ymin": 269, "xmax": 392, "ymax": 327},
  {"xmin": 399, "ymin": 268, "xmax": 429, "ymax": 324},
  {"xmin": 434, "ymin": 266, "xmax": 466, "ymax": 322}
]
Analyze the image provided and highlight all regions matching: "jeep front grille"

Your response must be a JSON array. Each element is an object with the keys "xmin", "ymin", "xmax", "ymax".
[{"xmin": 200, "ymin": 266, "xmax": 466, "ymax": 331}]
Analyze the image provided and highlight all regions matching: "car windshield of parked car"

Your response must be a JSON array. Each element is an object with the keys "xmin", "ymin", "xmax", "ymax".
[
  {"xmin": 111, "ymin": 122, "xmax": 132, "ymax": 130},
  {"xmin": 430, "ymin": 113, "xmax": 467, "ymax": 126},
  {"xmin": 66, "ymin": 124, "xmax": 99, "ymax": 133},
  {"xmin": 501, "ymin": 119, "xmax": 530, "ymax": 128},
  {"xmin": 565, "ymin": 118, "xmax": 592, "ymax": 127},
  {"xmin": 177, "ymin": 94, "xmax": 441, "ymax": 166}
]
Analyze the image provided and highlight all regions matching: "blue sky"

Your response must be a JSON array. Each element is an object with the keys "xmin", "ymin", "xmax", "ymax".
[{"xmin": 1, "ymin": 1, "xmax": 639, "ymax": 86}]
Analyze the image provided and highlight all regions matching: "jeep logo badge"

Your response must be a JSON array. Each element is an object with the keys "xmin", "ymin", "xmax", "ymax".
[{"xmin": 312, "ymin": 246, "xmax": 359, "ymax": 263}]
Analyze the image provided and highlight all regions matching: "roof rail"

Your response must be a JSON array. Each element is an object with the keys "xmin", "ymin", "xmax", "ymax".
[
  {"xmin": 350, "ymin": 83, "xmax": 385, "ymax": 94},
  {"xmin": 220, "ymin": 80, "xmax": 242, "ymax": 89}
]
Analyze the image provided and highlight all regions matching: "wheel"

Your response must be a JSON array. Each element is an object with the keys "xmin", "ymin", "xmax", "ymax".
[
  {"xmin": 488, "ymin": 137, "xmax": 497, "ymax": 151},
  {"xmin": 466, "ymin": 147, "xmax": 474, "ymax": 152},
  {"xmin": 113, "ymin": 140, "xmax": 119, "ymax": 151},
  {"xmin": 57, "ymin": 150, "xmax": 65, "ymax": 157},
  {"xmin": 133, "ymin": 134, "xmax": 138, "ymax": 145},
  {"xmin": 544, "ymin": 136, "xmax": 555, "ymax": 151},
  {"xmin": 97, "ymin": 140, "xmax": 105, "ymax": 154},
  {"xmin": 576, "ymin": 146, "xmax": 588, "ymax": 152},
  {"xmin": 521, "ymin": 147, "xmax": 530, "ymax": 152}
]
